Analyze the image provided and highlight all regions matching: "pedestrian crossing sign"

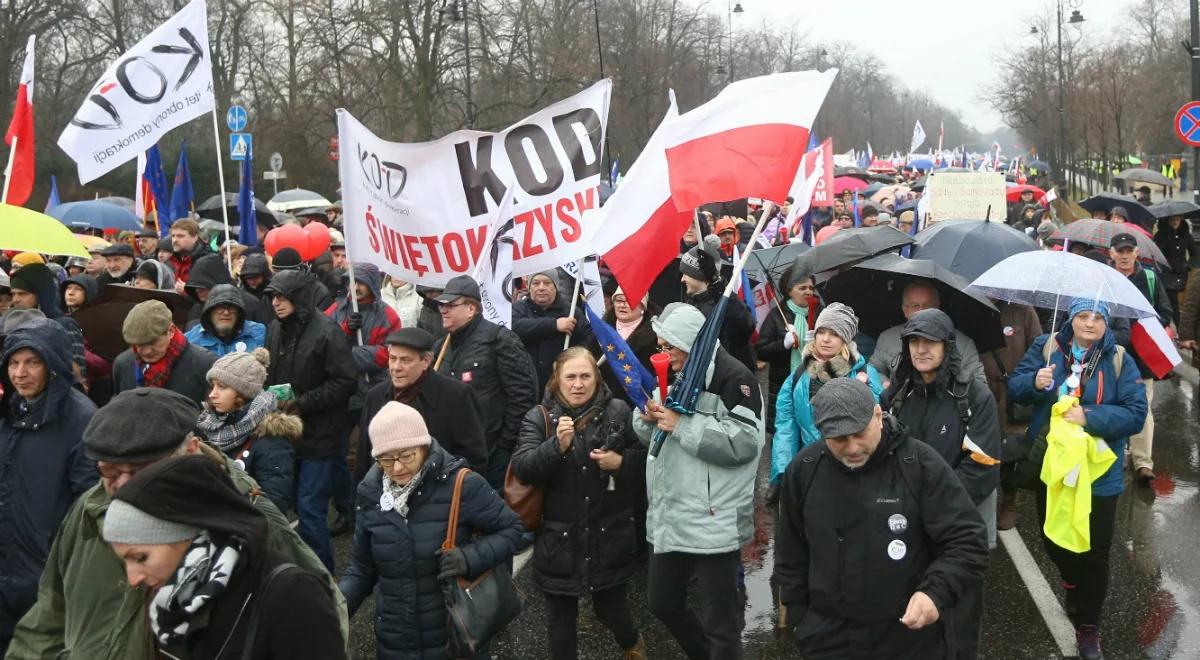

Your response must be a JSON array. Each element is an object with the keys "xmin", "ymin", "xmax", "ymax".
[{"xmin": 230, "ymin": 133, "xmax": 252, "ymax": 161}]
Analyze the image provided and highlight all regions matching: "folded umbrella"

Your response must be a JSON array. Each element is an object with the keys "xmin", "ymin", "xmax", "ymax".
[
  {"xmin": 48, "ymin": 200, "xmax": 142, "ymax": 232},
  {"xmin": 1057, "ymin": 218, "xmax": 1168, "ymax": 267},
  {"xmin": 0, "ymin": 205, "xmax": 90, "ymax": 257},
  {"xmin": 791, "ymin": 225, "xmax": 915, "ymax": 277},
  {"xmin": 910, "ymin": 218, "xmax": 1040, "ymax": 282}
]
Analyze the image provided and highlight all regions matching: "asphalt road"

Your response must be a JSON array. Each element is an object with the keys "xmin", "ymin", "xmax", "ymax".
[{"xmin": 335, "ymin": 367, "xmax": 1200, "ymax": 659}]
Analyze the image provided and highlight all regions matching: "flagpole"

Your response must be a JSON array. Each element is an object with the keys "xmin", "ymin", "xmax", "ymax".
[
  {"xmin": 564, "ymin": 259, "xmax": 583, "ymax": 350},
  {"xmin": 208, "ymin": 107, "xmax": 234, "ymax": 272},
  {"xmin": 1, "ymin": 136, "xmax": 16, "ymax": 204}
]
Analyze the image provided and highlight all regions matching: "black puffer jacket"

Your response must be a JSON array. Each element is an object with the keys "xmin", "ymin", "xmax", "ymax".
[
  {"xmin": 686, "ymin": 284, "xmax": 757, "ymax": 371},
  {"xmin": 264, "ymin": 270, "xmax": 356, "ymax": 459},
  {"xmin": 512, "ymin": 292, "xmax": 592, "ymax": 394},
  {"xmin": 1154, "ymin": 219, "xmax": 1196, "ymax": 292},
  {"xmin": 511, "ymin": 387, "xmax": 646, "ymax": 596},
  {"xmin": 185, "ymin": 254, "xmax": 272, "ymax": 328},
  {"xmin": 339, "ymin": 442, "xmax": 524, "ymax": 659},
  {"xmin": 774, "ymin": 418, "xmax": 989, "ymax": 660},
  {"xmin": 434, "ymin": 315, "xmax": 539, "ymax": 452},
  {"xmin": 883, "ymin": 310, "xmax": 1001, "ymax": 506}
]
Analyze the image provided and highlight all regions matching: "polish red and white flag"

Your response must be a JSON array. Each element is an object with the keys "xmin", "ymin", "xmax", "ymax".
[
  {"xmin": 661, "ymin": 70, "xmax": 837, "ymax": 211},
  {"xmin": 3, "ymin": 35, "xmax": 35, "ymax": 206},
  {"xmin": 1131, "ymin": 318, "xmax": 1182, "ymax": 379}
]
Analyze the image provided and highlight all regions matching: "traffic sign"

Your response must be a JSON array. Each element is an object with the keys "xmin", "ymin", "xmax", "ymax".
[
  {"xmin": 1174, "ymin": 101, "xmax": 1200, "ymax": 148},
  {"xmin": 226, "ymin": 105, "xmax": 248, "ymax": 132},
  {"xmin": 270, "ymin": 152, "xmax": 283, "ymax": 172},
  {"xmin": 229, "ymin": 133, "xmax": 252, "ymax": 161},
  {"xmin": 262, "ymin": 170, "xmax": 287, "ymax": 180}
]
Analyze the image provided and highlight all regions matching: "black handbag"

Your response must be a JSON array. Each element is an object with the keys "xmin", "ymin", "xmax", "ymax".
[
  {"xmin": 442, "ymin": 468, "xmax": 524, "ymax": 658},
  {"xmin": 1001, "ymin": 430, "xmax": 1049, "ymax": 492}
]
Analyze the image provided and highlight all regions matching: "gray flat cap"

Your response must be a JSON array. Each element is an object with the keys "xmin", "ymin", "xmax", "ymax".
[{"xmin": 811, "ymin": 377, "xmax": 877, "ymax": 438}]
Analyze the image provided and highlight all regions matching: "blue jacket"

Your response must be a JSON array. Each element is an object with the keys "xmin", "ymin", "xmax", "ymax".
[
  {"xmin": 0, "ymin": 320, "xmax": 97, "ymax": 634},
  {"xmin": 1008, "ymin": 326, "xmax": 1147, "ymax": 497},
  {"xmin": 338, "ymin": 441, "xmax": 524, "ymax": 659},
  {"xmin": 770, "ymin": 352, "xmax": 883, "ymax": 484},
  {"xmin": 185, "ymin": 321, "xmax": 266, "ymax": 357}
]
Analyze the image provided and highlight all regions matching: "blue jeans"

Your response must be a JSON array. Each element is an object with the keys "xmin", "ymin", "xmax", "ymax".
[{"xmin": 296, "ymin": 457, "xmax": 335, "ymax": 572}]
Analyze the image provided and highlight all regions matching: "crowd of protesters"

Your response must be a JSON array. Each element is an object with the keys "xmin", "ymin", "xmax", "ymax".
[{"xmin": 0, "ymin": 164, "xmax": 1187, "ymax": 660}]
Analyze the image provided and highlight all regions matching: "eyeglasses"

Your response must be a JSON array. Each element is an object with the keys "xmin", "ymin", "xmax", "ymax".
[
  {"xmin": 377, "ymin": 450, "xmax": 422, "ymax": 469},
  {"xmin": 437, "ymin": 300, "xmax": 469, "ymax": 313},
  {"xmin": 656, "ymin": 342, "xmax": 677, "ymax": 353},
  {"xmin": 97, "ymin": 460, "xmax": 156, "ymax": 479}
]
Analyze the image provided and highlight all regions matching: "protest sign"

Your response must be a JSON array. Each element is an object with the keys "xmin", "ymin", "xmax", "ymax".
[
  {"xmin": 925, "ymin": 172, "xmax": 1007, "ymax": 223},
  {"xmin": 338, "ymin": 80, "xmax": 611, "ymax": 287},
  {"xmin": 58, "ymin": 0, "xmax": 214, "ymax": 184},
  {"xmin": 806, "ymin": 138, "xmax": 835, "ymax": 208}
]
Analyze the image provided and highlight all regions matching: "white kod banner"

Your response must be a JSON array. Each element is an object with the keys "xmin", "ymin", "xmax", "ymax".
[
  {"xmin": 58, "ymin": 0, "xmax": 215, "ymax": 184},
  {"xmin": 337, "ymin": 79, "xmax": 611, "ymax": 287}
]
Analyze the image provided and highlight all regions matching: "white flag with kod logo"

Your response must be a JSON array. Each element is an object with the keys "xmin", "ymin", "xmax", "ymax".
[{"xmin": 58, "ymin": 0, "xmax": 214, "ymax": 183}]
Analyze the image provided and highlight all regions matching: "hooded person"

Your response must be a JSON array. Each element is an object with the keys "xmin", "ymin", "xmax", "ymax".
[
  {"xmin": 60, "ymin": 274, "xmax": 98, "ymax": 314},
  {"xmin": 869, "ymin": 280, "xmax": 984, "ymax": 383},
  {"xmin": 196, "ymin": 348, "xmax": 299, "ymax": 514},
  {"xmin": 678, "ymin": 234, "xmax": 757, "ymax": 371},
  {"xmin": 184, "ymin": 254, "xmax": 272, "ymax": 329},
  {"xmin": 0, "ymin": 320, "xmax": 97, "ymax": 655},
  {"xmin": 184, "ymin": 283, "xmax": 267, "ymax": 357},
  {"xmin": 133, "ymin": 259, "xmax": 177, "ymax": 291},
  {"xmin": 112, "ymin": 300, "xmax": 217, "ymax": 405},
  {"xmin": 513, "ymin": 268, "xmax": 593, "ymax": 393},
  {"xmin": 6, "ymin": 388, "xmax": 348, "ymax": 660},
  {"xmin": 263, "ymin": 270, "xmax": 356, "ymax": 572},
  {"xmin": 270, "ymin": 247, "xmax": 334, "ymax": 309},
  {"xmin": 238, "ymin": 252, "xmax": 272, "ymax": 305},
  {"xmin": 101, "ymin": 455, "xmax": 346, "ymax": 659},
  {"xmin": 9, "ymin": 263, "xmax": 86, "ymax": 382},
  {"xmin": 324, "ymin": 262, "xmax": 402, "ymax": 407}
]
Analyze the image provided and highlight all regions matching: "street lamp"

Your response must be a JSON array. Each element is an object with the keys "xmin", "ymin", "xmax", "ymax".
[
  {"xmin": 727, "ymin": 1, "xmax": 743, "ymax": 80},
  {"xmin": 1055, "ymin": 1, "xmax": 1084, "ymax": 195},
  {"xmin": 439, "ymin": 0, "xmax": 474, "ymax": 128}
]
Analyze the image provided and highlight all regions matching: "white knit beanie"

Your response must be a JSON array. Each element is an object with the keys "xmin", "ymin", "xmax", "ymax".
[{"xmin": 369, "ymin": 402, "xmax": 432, "ymax": 457}]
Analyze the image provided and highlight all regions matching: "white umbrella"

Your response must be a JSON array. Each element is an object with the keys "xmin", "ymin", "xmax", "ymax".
[
  {"xmin": 267, "ymin": 188, "xmax": 333, "ymax": 212},
  {"xmin": 967, "ymin": 250, "xmax": 1157, "ymax": 325}
]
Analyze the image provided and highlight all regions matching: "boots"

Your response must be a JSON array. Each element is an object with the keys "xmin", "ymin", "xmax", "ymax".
[
  {"xmin": 1075, "ymin": 624, "xmax": 1103, "ymax": 660},
  {"xmin": 623, "ymin": 634, "xmax": 647, "ymax": 660},
  {"xmin": 997, "ymin": 489, "xmax": 1019, "ymax": 531}
]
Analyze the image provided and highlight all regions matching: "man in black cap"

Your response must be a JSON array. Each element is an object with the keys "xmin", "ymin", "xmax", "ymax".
[
  {"xmin": 96, "ymin": 243, "xmax": 137, "ymax": 286},
  {"xmin": 134, "ymin": 228, "xmax": 159, "ymax": 260},
  {"xmin": 432, "ymin": 274, "xmax": 538, "ymax": 490},
  {"xmin": 774, "ymin": 377, "xmax": 989, "ymax": 660},
  {"xmin": 356, "ymin": 327, "xmax": 488, "ymax": 483},
  {"xmin": 6, "ymin": 388, "xmax": 346, "ymax": 659},
  {"xmin": 270, "ymin": 246, "xmax": 334, "ymax": 309},
  {"xmin": 1135, "ymin": 185, "xmax": 1152, "ymax": 205},
  {"xmin": 679, "ymin": 234, "xmax": 756, "ymax": 371},
  {"xmin": 1109, "ymin": 231, "xmax": 1173, "ymax": 486}
]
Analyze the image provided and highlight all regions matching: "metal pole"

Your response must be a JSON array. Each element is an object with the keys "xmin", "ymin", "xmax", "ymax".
[
  {"xmin": 1192, "ymin": 0, "xmax": 1199, "ymax": 203},
  {"xmin": 592, "ymin": 0, "xmax": 605, "ymax": 79},
  {"xmin": 1056, "ymin": 0, "xmax": 1067, "ymax": 198},
  {"xmin": 727, "ymin": 0, "xmax": 734, "ymax": 81},
  {"xmin": 462, "ymin": 0, "xmax": 474, "ymax": 128}
]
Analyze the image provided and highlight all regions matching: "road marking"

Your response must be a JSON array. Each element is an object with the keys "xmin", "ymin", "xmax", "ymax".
[
  {"xmin": 513, "ymin": 547, "xmax": 532, "ymax": 574},
  {"xmin": 998, "ymin": 527, "xmax": 1078, "ymax": 657}
]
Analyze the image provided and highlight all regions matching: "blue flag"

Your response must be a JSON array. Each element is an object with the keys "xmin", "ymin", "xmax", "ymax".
[
  {"xmin": 44, "ymin": 175, "xmax": 61, "ymax": 214},
  {"xmin": 610, "ymin": 157, "xmax": 620, "ymax": 185},
  {"xmin": 802, "ymin": 210, "xmax": 813, "ymax": 245},
  {"xmin": 852, "ymin": 191, "xmax": 861, "ymax": 227},
  {"xmin": 143, "ymin": 145, "xmax": 170, "ymax": 234},
  {"xmin": 238, "ymin": 146, "xmax": 257, "ymax": 247},
  {"xmin": 585, "ymin": 305, "xmax": 656, "ymax": 411},
  {"xmin": 167, "ymin": 144, "xmax": 194, "ymax": 231}
]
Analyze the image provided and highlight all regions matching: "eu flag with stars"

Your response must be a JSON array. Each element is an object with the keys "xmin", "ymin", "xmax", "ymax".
[{"xmin": 585, "ymin": 305, "xmax": 656, "ymax": 411}]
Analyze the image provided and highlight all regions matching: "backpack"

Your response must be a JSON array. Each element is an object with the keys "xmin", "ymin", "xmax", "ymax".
[{"xmin": 790, "ymin": 419, "xmax": 924, "ymax": 516}]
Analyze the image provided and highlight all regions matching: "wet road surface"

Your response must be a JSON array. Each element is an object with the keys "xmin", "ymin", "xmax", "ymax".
[{"xmin": 335, "ymin": 368, "xmax": 1200, "ymax": 659}]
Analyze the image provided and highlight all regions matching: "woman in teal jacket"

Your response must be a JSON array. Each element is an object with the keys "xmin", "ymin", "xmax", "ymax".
[{"xmin": 769, "ymin": 303, "xmax": 883, "ymax": 486}]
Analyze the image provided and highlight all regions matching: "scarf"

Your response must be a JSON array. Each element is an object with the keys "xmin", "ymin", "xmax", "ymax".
[
  {"xmin": 380, "ymin": 463, "xmax": 427, "ymax": 518},
  {"xmin": 785, "ymin": 299, "xmax": 809, "ymax": 373},
  {"xmin": 615, "ymin": 314, "xmax": 642, "ymax": 340},
  {"xmin": 136, "ymin": 328, "xmax": 188, "ymax": 389},
  {"xmin": 149, "ymin": 531, "xmax": 242, "ymax": 649},
  {"xmin": 802, "ymin": 347, "xmax": 854, "ymax": 398},
  {"xmin": 393, "ymin": 369, "xmax": 430, "ymax": 405},
  {"xmin": 195, "ymin": 391, "xmax": 279, "ymax": 453}
]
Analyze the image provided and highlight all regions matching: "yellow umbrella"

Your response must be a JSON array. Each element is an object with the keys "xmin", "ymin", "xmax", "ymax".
[
  {"xmin": 73, "ymin": 234, "xmax": 112, "ymax": 251},
  {"xmin": 0, "ymin": 204, "xmax": 90, "ymax": 257}
]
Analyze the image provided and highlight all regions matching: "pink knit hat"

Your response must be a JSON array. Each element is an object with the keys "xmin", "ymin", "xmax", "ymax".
[{"xmin": 369, "ymin": 402, "xmax": 431, "ymax": 457}]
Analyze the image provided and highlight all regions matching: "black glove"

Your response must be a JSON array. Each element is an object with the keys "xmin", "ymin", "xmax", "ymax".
[
  {"xmin": 347, "ymin": 312, "xmax": 364, "ymax": 332},
  {"xmin": 437, "ymin": 547, "xmax": 469, "ymax": 580}
]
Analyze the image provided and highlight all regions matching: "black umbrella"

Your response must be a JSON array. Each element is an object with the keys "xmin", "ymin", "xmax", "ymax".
[
  {"xmin": 73, "ymin": 284, "xmax": 195, "ymax": 360},
  {"xmin": 1078, "ymin": 192, "xmax": 1154, "ymax": 226},
  {"xmin": 910, "ymin": 219, "xmax": 1040, "ymax": 282},
  {"xmin": 196, "ymin": 193, "xmax": 278, "ymax": 228},
  {"xmin": 1148, "ymin": 200, "xmax": 1200, "ymax": 220},
  {"xmin": 744, "ymin": 242, "xmax": 810, "ymax": 284},
  {"xmin": 1028, "ymin": 160, "xmax": 1051, "ymax": 171},
  {"xmin": 819, "ymin": 253, "xmax": 1004, "ymax": 352},
  {"xmin": 834, "ymin": 166, "xmax": 869, "ymax": 180},
  {"xmin": 791, "ymin": 225, "xmax": 915, "ymax": 277}
]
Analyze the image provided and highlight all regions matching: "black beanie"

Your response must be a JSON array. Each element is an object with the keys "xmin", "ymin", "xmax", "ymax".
[{"xmin": 273, "ymin": 247, "xmax": 303, "ymax": 270}]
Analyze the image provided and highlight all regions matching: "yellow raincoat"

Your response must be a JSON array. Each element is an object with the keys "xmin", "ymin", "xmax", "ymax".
[{"xmin": 1040, "ymin": 395, "xmax": 1117, "ymax": 552}]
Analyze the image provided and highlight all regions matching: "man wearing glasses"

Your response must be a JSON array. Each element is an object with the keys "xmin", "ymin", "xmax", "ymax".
[
  {"xmin": 7, "ymin": 388, "xmax": 345, "ymax": 659},
  {"xmin": 868, "ymin": 280, "xmax": 984, "ymax": 384},
  {"xmin": 432, "ymin": 275, "xmax": 538, "ymax": 491}
]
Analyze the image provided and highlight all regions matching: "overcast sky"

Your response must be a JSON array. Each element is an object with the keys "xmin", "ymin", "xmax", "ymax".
[{"xmin": 729, "ymin": 0, "xmax": 1134, "ymax": 133}]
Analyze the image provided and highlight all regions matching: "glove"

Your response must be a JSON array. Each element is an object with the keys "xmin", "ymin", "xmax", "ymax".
[
  {"xmin": 437, "ymin": 547, "xmax": 469, "ymax": 580},
  {"xmin": 783, "ymin": 330, "xmax": 797, "ymax": 350},
  {"xmin": 347, "ymin": 312, "xmax": 364, "ymax": 332}
]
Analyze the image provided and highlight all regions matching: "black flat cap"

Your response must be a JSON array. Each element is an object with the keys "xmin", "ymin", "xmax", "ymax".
[
  {"xmin": 100, "ymin": 243, "xmax": 135, "ymax": 258},
  {"xmin": 1110, "ymin": 232, "xmax": 1138, "ymax": 250},
  {"xmin": 385, "ymin": 327, "xmax": 435, "ymax": 352},
  {"xmin": 84, "ymin": 389, "xmax": 201, "ymax": 462}
]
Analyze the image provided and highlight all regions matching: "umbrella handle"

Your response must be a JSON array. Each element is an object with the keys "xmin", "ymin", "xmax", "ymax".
[{"xmin": 722, "ymin": 202, "xmax": 775, "ymax": 299}]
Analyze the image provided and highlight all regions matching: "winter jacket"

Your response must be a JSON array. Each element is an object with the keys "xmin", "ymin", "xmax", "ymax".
[
  {"xmin": 1111, "ymin": 262, "xmax": 1175, "ymax": 380},
  {"xmin": 184, "ymin": 254, "xmax": 273, "ymax": 328},
  {"xmin": 755, "ymin": 302, "xmax": 818, "ymax": 394},
  {"xmin": 214, "ymin": 410, "xmax": 300, "ymax": 515},
  {"xmin": 416, "ymin": 295, "xmax": 445, "ymax": 340},
  {"xmin": 264, "ymin": 270, "xmax": 357, "ymax": 459},
  {"xmin": 770, "ymin": 348, "xmax": 884, "ymax": 484},
  {"xmin": 1008, "ymin": 326, "xmax": 1147, "ymax": 497},
  {"xmin": 630, "ymin": 348, "xmax": 764, "ymax": 554},
  {"xmin": 511, "ymin": 388, "xmax": 646, "ymax": 596},
  {"xmin": 6, "ymin": 444, "xmax": 348, "ymax": 660},
  {"xmin": 238, "ymin": 253, "xmax": 272, "ymax": 305},
  {"xmin": 512, "ymin": 292, "xmax": 592, "ymax": 394},
  {"xmin": 59, "ymin": 274, "xmax": 98, "ymax": 312},
  {"xmin": 382, "ymin": 280, "xmax": 423, "ymax": 329},
  {"xmin": 434, "ymin": 315, "xmax": 539, "ymax": 453},
  {"xmin": 0, "ymin": 321, "xmax": 97, "ymax": 637},
  {"xmin": 774, "ymin": 418, "xmax": 989, "ymax": 660},
  {"xmin": 184, "ymin": 283, "xmax": 267, "ymax": 357},
  {"xmin": 589, "ymin": 309, "xmax": 657, "ymax": 408},
  {"xmin": 338, "ymin": 442, "xmax": 524, "ymax": 659},
  {"xmin": 870, "ymin": 323, "xmax": 984, "ymax": 383},
  {"xmin": 685, "ymin": 285, "xmax": 757, "ymax": 372},
  {"xmin": 111, "ymin": 341, "xmax": 217, "ymax": 406},
  {"xmin": 1154, "ymin": 220, "xmax": 1195, "ymax": 291},
  {"xmin": 981, "ymin": 302, "xmax": 1043, "ymax": 431},
  {"xmin": 884, "ymin": 317, "xmax": 1001, "ymax": 506},
  {"xmin": 324, "ymin": 263, "xmax": 402, "ymax": 409},
  {"xmin": 1180, "ymin": 270, "xmax": 1200, "ymax": 355},
  {"xmin": 358, "ymin": 370, "xmax": 489, "ymax": 483},
  {"xmin": 94, "ymin": 265, "xmax": 136, "ymax": 287},
  {"xmin": 168, "ymin": 239, "xmax": 214, "ymax": 284}
]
